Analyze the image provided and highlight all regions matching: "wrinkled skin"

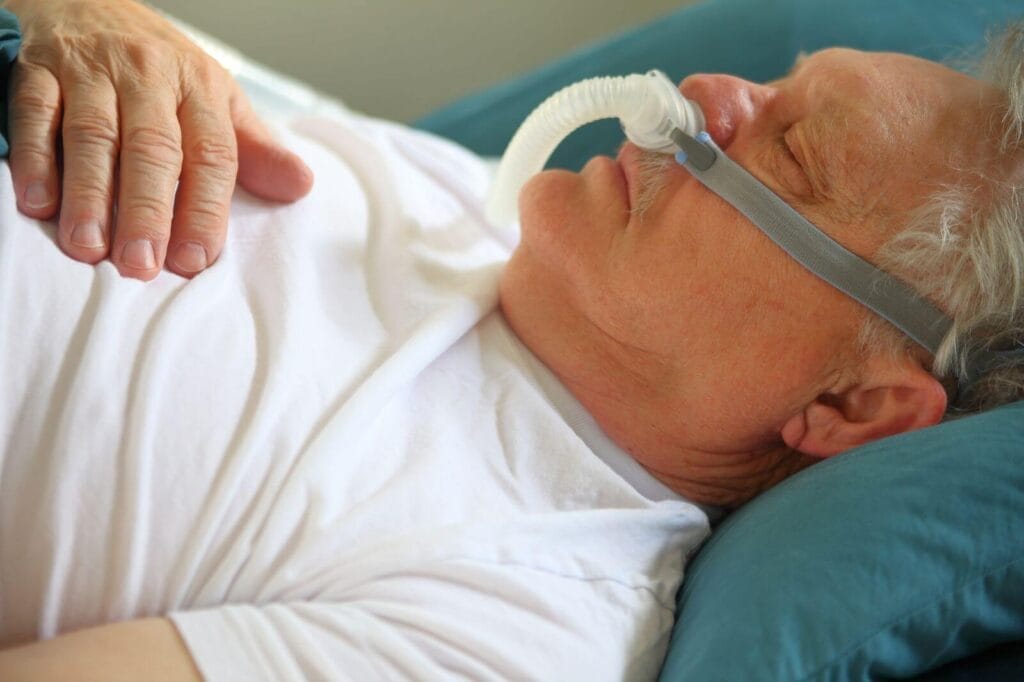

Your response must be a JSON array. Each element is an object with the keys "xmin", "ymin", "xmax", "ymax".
[
  {"xmin": 4, "ymin": 0, "xmax": 314, "ymax": 279},
  {"xmin": 500, "ymin": 49, "xmax": 1005, "ymax": 507}
]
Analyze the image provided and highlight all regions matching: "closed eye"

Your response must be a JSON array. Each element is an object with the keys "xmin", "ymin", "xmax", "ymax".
[
  {"xmin": 771, "ymin": 130, "xmax": 815, "ymax": 199},
  {"xmin": 781, "ymin": 124, "xmax": 833, "ymax": 202}
]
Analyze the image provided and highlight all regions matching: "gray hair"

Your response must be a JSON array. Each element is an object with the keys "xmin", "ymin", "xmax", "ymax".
[{"xmin": 858, "ymin": 21, "xmax": 1024, "ymax": 414}]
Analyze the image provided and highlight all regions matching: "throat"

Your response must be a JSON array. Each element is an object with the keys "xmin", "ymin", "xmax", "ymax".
[{"xmin": 640, "ymin": 444, "xmax": 817, "ymax": 509}]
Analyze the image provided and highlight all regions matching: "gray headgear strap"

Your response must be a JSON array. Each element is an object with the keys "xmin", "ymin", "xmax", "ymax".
[{"xmin": 670, "ymin": 128, "xmax": 1023, "ymax": 388}]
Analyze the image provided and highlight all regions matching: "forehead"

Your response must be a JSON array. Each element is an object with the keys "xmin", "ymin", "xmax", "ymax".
[
  {"xmin": 793, "ymin": 48, "xmax": 994, "ymax": 151},
  {"xmin": 785, "ymin": 48, "xmax": 998, "ymax": 230},
  {"xmin": 791, "ymin": 47, "xmax": 974, "ymax": 103}
]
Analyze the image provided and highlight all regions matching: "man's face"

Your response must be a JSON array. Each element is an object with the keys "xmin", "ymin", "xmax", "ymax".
[{"xmin": 499, "ymin": 48, "xmax": 999, "ymax": 505}]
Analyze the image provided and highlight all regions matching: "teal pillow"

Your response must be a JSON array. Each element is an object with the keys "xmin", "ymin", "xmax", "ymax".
[{"xmin": 663, "ymin": 401, "xmax": 1024, "ymax": 680}]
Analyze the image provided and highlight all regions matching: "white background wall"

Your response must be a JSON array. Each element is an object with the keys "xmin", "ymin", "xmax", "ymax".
[{"xmin": 152, "ymin": 1, "xmax": 700, "ymax": 122}]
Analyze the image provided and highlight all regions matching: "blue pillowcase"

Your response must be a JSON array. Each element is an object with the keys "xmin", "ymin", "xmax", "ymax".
[{"xmin": 662, "ymin": 400, "xmax": 1024, "ymax": 680}]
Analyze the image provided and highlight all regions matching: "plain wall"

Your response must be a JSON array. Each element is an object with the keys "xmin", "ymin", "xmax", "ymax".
[{"xmin": 152, "ymin": 1, "xmax": 700, "ymax": 122}]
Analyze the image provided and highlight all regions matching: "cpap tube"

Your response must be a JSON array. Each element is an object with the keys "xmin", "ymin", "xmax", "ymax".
[{"xmin": 486, "ymin": 70, "xmax": 705, "ymax": 225}]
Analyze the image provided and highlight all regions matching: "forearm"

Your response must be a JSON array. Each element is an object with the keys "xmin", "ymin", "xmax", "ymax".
[{"xmin": 0, "ymin": 617, "xmax": 203, "ymax": 682}]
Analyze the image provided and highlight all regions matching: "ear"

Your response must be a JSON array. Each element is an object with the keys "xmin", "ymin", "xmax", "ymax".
[{"xmin": 780, "ymin": 357, "xmax": 948, "ymax": 458}]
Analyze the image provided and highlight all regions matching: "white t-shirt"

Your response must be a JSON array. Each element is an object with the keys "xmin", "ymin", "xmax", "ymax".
[{"xmin": 0, "ymin": 110, "xmax": 710, "ymax": 680}]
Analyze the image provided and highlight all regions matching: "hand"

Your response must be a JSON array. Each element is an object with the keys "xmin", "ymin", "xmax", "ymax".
[{"xmin": 5, "ymin": 0, "xmax": 314, "ymax": 280}]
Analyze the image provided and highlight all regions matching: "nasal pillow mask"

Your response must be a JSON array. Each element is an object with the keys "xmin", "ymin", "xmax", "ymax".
[{"xmin": 486, "ymin": 70, "xmax": 1023, "ymax": 389}]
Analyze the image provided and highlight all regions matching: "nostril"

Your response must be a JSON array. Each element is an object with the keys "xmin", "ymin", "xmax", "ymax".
[
  {"xmin": 694, "ymin": 108, "xmax": 734, "ymax": 150},
  {"xmin": 680, "ymin": 74, "xmax": 765, "ymax": 151},
  {"xmin": 679, "ymin": 75, "xmax": 740, "ymax": 150},
  {"xmin": 690, "ymin": 101, "xmax": 737, "ymax": 151}
]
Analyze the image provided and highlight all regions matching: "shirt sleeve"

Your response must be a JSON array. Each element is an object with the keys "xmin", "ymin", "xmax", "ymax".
[
  {"xmin": 0, "ymin": 8, "xmax": 20, "ymax": 158},
  {"xmin": 169, "ymin": 558, "xmax": 677, "ymax": 681}
]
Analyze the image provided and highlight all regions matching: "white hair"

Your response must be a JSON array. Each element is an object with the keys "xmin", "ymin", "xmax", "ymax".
[{"xmin": 858, "ymin": 21, "xmax": 1024, "ymax": 414}]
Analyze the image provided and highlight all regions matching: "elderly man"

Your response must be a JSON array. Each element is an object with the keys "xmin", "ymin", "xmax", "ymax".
[{"xmin": 0, "ymin": 0, "xmax": 1022, "ymax": 678}]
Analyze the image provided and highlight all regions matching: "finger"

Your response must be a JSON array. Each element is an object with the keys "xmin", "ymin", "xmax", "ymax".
[
  {"xmin": 166, "ymin": 89, "xmax": 237, "ymax": 277},
  {"xmin": 230, "ymin": 82, "xmax": 313, "ymax": 202},
  {"xmin": 113, "ymin": 86, "xmax": 183, "ymax": 280},
  {"xmin": 7, "ymin": 63, "xmax": 62, "ymax": 219},
  {"xmin": 56, "ymin": 76, "xmax": 120, "ymax": 263}
]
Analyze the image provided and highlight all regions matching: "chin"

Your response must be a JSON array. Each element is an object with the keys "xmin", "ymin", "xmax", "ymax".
[
  {"xmin": 497, "ymin": 245, "xmax": 569, "ymax": 377},
  {"xmin": 497, "ymin": 248, "xmax": 530, "ymax": 333}
]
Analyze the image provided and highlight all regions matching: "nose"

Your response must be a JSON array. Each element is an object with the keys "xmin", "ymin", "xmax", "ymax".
[{"xmin": 679, "ymin": 74, "xmax": 776, "ymax": 149}]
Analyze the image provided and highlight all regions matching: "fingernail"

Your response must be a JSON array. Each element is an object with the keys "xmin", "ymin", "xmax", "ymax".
[
  {"xmin": 70, "ymin": 221, "xmax": 105, "ymax": 249},
  {"xmin": 24, "ymin": 182, "xmax": 50, "ymax": 209},
  {"xmin": 171, "ymin": 241, "xmax": 208, "ymax": 273},
  {"xmin": 121, "ymin": 239, "xmax": 156, "ymax": 270}
]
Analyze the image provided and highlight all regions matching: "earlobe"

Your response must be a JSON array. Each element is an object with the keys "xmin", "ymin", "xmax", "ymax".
[{"xmin": 780, "ymin": 359, "xmax": 948, "ymax": 458}]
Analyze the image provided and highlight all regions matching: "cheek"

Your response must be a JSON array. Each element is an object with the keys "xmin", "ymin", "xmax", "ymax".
[
  {"xmin": 615, "ymin": 186, "xmax": 794, "ymax": 353},
  {"xmin": 615, "ymin": 186, "xmax": 730, "ymax": 316}
]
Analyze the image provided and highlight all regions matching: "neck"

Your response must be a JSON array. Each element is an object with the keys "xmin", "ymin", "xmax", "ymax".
[
  {"xmin": 534, "ymin": 342, "xmax": 816, "ymax": 509},
  {"xmin": 641, "ymin": 445, "xmax": 817, "ymax": 509},
  {"xmin": 499, "ymin": 284, "xmax": 819, "ymax": 510}
]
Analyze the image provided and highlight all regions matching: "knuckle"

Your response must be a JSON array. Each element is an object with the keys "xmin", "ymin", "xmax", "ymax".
[
  {"xmin": 187, "ymin": 137, "xmax": 238, "ymax": 176},
  {"xmin": 120, "ymin": 196, "xmax": 173, "ymax": 235},
  {"xmin": 18, "ymin": 41, "xmax": 59, "ymax": 68},
  {"xmin": 62, "ymin": 180, "xmax": 111, "ymax": 206},
  {"xmin": 9, "ymin": 88, "xmax": 59, "ymax": 119},
  {"xmin": 53, "ymin": 34, "xmax": 115, "ymax": 80},
  {"xmin": 120, "ymin": 37, "xmax": 170, "ymax": 75},
  {"xmin": 64, "ymin": 108, "xmax": 120, "ymax": 147},
  {"xmin": 9, "ymin": 146, "xmax": 53, "ymax": 169},
  {"xmin": 62, "ymin": 182, "xmax": 109, "ymax": 202},
  {"xmin": 186, "ymin": 56, "xmax": 227, "ymax": 89},
  {"xmin": 182, "ymin": 198, "xmax": 228, "ymax": 232},
  {"xmin": 122, "ymin": 125, "xmax": 183, "ymax": 168}
]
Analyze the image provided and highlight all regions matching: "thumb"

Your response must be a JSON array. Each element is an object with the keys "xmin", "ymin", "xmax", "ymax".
[{"xmin": 230, "ymin": 83, "xmax": 314, "ymax": 202}]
